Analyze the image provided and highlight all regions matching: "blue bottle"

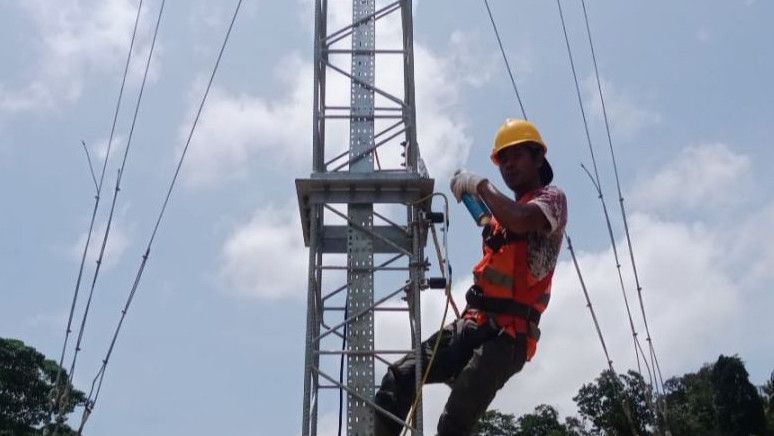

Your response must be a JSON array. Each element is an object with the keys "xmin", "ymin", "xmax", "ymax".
[{"xmin": 462, "ymin": 193, "xmax": 491, "ymax": 226}]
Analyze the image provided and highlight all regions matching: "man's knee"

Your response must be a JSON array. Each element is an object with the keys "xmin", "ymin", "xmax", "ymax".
[
  {"xmin": 437, "ymin": 408, "xmax": 482, "ymax": 436},
  {"xmin": 436, "ymin": 336, "xmax": 526, "ymax": 435},
  {"xmin": 375, "ymin": 363, "xmax": 416, "ymax": 436},
  {"xmin": 376, "ymin": 360, "xmax": 415, "ymax": 397},
  {"xmin": 375, "ymin": 366, "xmax": 399, "ymax": 409}
]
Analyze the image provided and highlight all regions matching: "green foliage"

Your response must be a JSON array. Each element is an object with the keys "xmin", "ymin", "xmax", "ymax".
[
  {"xmin": 711, "ymin": 355, "xmax": 766, "ymax": 436},
  {"xmin": 475, "ymin": 356, "xmax": 772, "ymax": 436},
  {"xmin": 664, "ymin": 355, "xmax": 768, "ymax": 436},
  {"xmin": 563, "ymin": 416, "xmax": 594, "ymax": 436},
  {"xmin": 514, "ymin": 404, "xmax": 593, "ymax": 436},
  {"xmin": 763, "ymin": 372, "xmax": 774, "ymax": 433},
  {"xmin": 473, "ymin": 409, "xmax": 519, "ymax": 435},
  {"xmin": 0, "ymin": 425, "xmax": 78, "ymax": 436},
  {"xmin": 663, "ymin": 363, "xmax": 718, "ymax": 435},
  {"xmin": 514, "ymin": 404, "xmax": 568, "ymax": 436},
  {"xmin": 573, "ymin": 369, "xmax": 655, "ymax": 436},
  {"xmin": 762, "ymin": 371, "xmax": 774, "ymax": 402},
  {"xmin": 0, "ymin": 338, "xmax": 85, "ymax": 434},
  {"xmin": 474, "ymin": 406, "xmax": 591, "ymax": 436}
]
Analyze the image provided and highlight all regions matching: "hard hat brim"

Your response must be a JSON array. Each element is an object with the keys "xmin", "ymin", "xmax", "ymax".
[{"xmin": 490, "ymin": 139, "xmax": 548, "ymax": 164}]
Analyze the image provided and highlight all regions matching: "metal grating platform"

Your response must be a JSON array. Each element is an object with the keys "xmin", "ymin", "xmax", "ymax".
[{"xmin": 296, "ymin": 173, "xmax": 434, "ymax": 247}]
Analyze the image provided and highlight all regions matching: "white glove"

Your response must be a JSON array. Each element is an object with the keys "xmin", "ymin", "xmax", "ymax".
[{"xmin": 449, "ymin": 169, "xmax": 486, "ymax": 202}]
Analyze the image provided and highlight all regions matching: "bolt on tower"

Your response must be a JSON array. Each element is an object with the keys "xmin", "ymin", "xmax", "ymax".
[{"xmin": 296, "ymin": 0, "xmax": 434, "ymax": 434}]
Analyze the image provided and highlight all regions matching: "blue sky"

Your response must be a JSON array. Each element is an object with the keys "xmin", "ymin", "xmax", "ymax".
[{"xmin": 1, "ymin": 0, "xmax": 773, "ymax": 434}]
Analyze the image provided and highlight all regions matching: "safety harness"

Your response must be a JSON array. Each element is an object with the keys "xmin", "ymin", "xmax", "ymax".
[{"xmin": 464, "ymin": 191, "xmax": 554, "ymax": 359}]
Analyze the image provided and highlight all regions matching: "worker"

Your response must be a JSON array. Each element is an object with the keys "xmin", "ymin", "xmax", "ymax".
[{"xmin": 374, "ymin": 119, "xmax": 568, "ymax": 435}]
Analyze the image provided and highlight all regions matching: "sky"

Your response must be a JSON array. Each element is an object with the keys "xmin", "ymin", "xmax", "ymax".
[{"xmin": 1, "ymin": 0, "xmax": 773, "ymax": 434}]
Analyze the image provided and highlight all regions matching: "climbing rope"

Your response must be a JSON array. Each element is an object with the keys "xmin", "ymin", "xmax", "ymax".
[
  {"xmin": 401, "ymin": 291, "xmax": 451, "ymax": 436},
  {"xmin": 49, "ymin": 0, "xmax": 145, "ymax": 427},
  {"xmin": 555, "ymin": 0, "xmax": 653, "ymax": 384},
  {"xmin": 73, "ymin": 0, "xmax": 244, "ymax": 432},
  {"xmin": 400, "ymin": 193, "xmax": 456, "ymax": 436},
  {"xmin": 577, "ymin": 1, "xmax": 669, "ymax": 429},
  {"xmin": 556, "ymin": 1, "xmax": 668, "ymax": 431},
  {"xmin": 579, "ymin": 0, "xmax": 667, "ymax": 397},
  {"xmin": 566, "ymin": 234, "xmax": 641, "ymax": 436},
  {"xmin": 482, "ymin": 0, "xmax": 528, "ymax": 120},
  {"xmin": 60, "ymin": 1, "xmax": 166, "ymax": 428}
]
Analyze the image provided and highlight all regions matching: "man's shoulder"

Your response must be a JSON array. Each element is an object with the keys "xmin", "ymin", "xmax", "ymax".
[
  {"xmin": 532, "ymin": 185, "xmax": 567, "ymax": 206},
  {"xmin": 529, "ymin": 185, "xmax": 568, "ymax": 232},
  {"xmin": 538, "ymin": 185, "xmax": 566, "ymax": 196}
]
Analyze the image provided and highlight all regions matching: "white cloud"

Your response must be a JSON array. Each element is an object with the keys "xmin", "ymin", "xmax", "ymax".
[
  {"xmin": 1, "ymin": 0, "xmax": 160, "ymax": 113},
  {"xmin": 447, "ymin": 31, "xmax": 501, "ymax": 88},
  {"xmin": 725, "ymin": 202, "xmax": 774, "ymax": 283},
  {"xmin": 70, "ymin": 218, "xmax": 132, "ymax": 270},
  {"xmin": 182, "ymin": 55, "xmax": 315, "ymax": 186},
  {"xmin": 219, "ymin": 203, "xmax": 308, "ymax": 299},
  {"xmin": 218, "ymin": 201, "xmax": 439, "ymax": 301},
  {"xmin": 183, "ymin": 2, "xmax": 479, "ymax": 187},
  {"xmin": 630, "ymin": 143, "xmax": 752, "ymax": 213},
  {"xmin": 188, "ymin": 2, "xmax": 255, "ymax": 56},
  {"xmin": 413, "ymin": 43, "xmax": 474, "ymax": 182},
  {"xmin": 84, "ymin": 135, "xmax": 126, "ymax": 176},
  {"xmin": 584, "ymin": 77, "xmax": 661, "ymax": 138}
]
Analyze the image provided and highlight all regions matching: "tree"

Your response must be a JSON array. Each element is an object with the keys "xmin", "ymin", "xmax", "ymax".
[
  {"xmin": 563, "ymin": 416, "xmax": 594, "ymax": 436},
  {"xmin": 663, "ymin": 364, "xmax": 718, "ymax": 435},
  {"xmin": 473, "ymin": 406, "xmax": 590, "ymax": 436},
  {"xmin": 473, "ymin": 409, "xmax": 519, "ymax": 435},
  {"xmin": 515, "ymin": 404, "xmax": 567, "ymax": 436},
  {"xmin": 762, "ymin": 371, "xmax": 774, "ymax": 433},
  {"xmin": 0, "ymin": 338, "xmax": 85, "ymax": 435},
  {"xmin": 664, "ymin": 355, "xmax": 768, "ymax": 436},
  {"xmin": 711, "ymin": 355, "xmax": 766, "ymax": 436},
  {"xmin": 573, "ymin": 369, "xmax": 655, "ymax": 436},
  {"xmin": 515, "ymin": 404, "xmax": 593, "ymax": 436}
]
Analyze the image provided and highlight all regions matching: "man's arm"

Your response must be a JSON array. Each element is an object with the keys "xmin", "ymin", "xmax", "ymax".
[{"xmin": 476, "ymin": 180, "xmax": 550, "ymax": 234}]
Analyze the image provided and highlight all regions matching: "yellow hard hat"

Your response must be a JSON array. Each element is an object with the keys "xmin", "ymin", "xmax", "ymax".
[{"xmin": 491, "ymin": 119, "xmax": 553, "ymax": 185}]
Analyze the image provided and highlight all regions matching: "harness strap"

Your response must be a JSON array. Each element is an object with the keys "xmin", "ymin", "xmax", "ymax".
[{"xmin": 465, "ymin": 286, "xmax": 542, "ymax": 325}]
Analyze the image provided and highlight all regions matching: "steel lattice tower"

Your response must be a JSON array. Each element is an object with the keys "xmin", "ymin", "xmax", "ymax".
[{"xmin": 296, "ymin": 0, "xmax": 433, "ymax": 434}]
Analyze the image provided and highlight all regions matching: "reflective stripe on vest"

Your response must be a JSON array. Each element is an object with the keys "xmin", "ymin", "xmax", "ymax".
[{"xmin": 481, "ymin": 265, "xmax": 514, "ymax": 290}]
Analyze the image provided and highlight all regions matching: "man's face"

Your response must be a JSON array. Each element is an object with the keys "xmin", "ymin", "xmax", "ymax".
[{"xmin": 496, "ymin": 144, "xmax": 543, "ymax": 192}]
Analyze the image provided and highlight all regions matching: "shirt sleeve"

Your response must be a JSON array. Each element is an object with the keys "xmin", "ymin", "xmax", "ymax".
[{"xmin": 528, "ymin": 186, "xmax": 568, "ymax": 234}]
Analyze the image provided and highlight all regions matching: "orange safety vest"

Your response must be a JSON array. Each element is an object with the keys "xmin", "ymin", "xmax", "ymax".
[{"xmin": 466, "ymin": 191, "xmax": 553, "ymax": 360}]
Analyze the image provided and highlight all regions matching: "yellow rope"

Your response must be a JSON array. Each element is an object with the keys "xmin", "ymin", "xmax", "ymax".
[
  {"xmin": 398, "ymin": 191, "xmax": 458, "ymax": 435},
  {"xmin": 400, "ymin": 291, "xmax": 453, "ymax": 436}
]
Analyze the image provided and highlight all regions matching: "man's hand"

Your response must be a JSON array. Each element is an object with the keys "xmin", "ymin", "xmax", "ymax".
[{"xmin": 449, "ymin": 169, "xmax": 486, "ymax": 202}]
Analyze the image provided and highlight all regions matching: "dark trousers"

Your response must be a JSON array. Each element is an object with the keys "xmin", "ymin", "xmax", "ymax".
[{"xmin": 374, "ymin": 317, "xmax": 527, "ymax": 436}]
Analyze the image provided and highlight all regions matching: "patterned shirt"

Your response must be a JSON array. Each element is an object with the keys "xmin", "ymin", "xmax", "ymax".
[{"xmin": 525, "ymin": 185, "xmax": 568, "ymax": 280}]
